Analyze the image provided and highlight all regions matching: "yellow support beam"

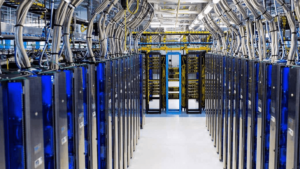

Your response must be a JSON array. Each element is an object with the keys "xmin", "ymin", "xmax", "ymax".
[
  {"xmin": 132, "ymin": 31, "xmax": 210, "ymax": 35},
  {"xmin": 140, "ymin": 47, "xmax": 211, "ymax": 52}
]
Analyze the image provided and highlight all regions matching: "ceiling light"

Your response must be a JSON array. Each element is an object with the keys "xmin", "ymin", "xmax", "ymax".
[
  {"xmin": 197, "ymin": 13, "xmax": 204, "ymax": 20},
  {"xmin": 204, "ymin": 4, "xmax": 213, "ymax": 14},
  {"xmin": 150, "ymin": 22, "xmax": 160, "ymax": 25},
  {"xmin": 151, "ymin": 24, "xmax": 179, "ymax": 28},
  {"xmin": 213, "ymin": 0, "xmax": 221, "ymax": 3}
]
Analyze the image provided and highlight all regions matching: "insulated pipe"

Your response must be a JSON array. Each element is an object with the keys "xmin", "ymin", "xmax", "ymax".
[
  {"xmin": 15, "ymin": 0, "xmax": 34, "ymax": 68},
  {"xmin": 63, "ymin": 0, "xmax": 84, "ymax": 64}
]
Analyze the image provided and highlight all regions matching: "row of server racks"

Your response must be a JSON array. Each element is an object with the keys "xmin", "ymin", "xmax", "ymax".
[
  {"xmin": 0, "ymin": 55, "xmax": 145, "ymax": 169},
  {"xmin": 205, "ymin": 53, "xmax": 300, "ymax": 169},
  {"xmin": 145, "ymin": 51, "xmax": 206, "ymax": 114}
]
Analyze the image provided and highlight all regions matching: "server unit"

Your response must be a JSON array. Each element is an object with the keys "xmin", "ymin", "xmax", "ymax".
[
  {"xmin": 2, "ymin": 76, "xmax": 45, "ymax": 169},
  {"xmin": 286, "ymin": 66, "xmax": 300, "ymax": 169},
  {"xmin": 41, "ymin": 71, "xmax": 69, "ymax": 169},
  {"xmin": 64, "ymin": 67, "xmax": 86, "ymax": 169},
  {"xmin": 96, "ymin": 62, "xmax": 107, "ymax": 169},
  {"xmin": 0, "ymin": 84, "xmax": 5, "ymax": 169},
  {"xmin": 87, "ymin": 64, "xmax": 98, "ymax": 169}
]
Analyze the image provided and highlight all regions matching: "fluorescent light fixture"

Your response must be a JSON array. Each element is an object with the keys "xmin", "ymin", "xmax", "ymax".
[
  {"xmin": 204, "ymin": 4, "xmax": 213, "ymax": 14},
  {"xmin": 151, "ymin": 24, "xmax": 179, "ymax": 28},
  {"xmin": 197, "ymin": 13, "xmax": 204, "ymax": 20},
  {"xmin": 213, "ymin": 0, "xmax": 221, "ymax": 3},
  {"xmin": 150, "ymin": 22, "xmax": 160, "ymax": 25}
]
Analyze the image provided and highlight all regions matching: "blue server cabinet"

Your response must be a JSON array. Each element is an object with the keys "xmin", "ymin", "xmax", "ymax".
[
  {"xmin": 96, "ymin": 62, "xmax": 107, "ymax": 169},
  {"xmin": 64, "ymin": 67, "xmax": 86, "ymax": 169},
  {"xmin": 2, "ymin": 76, "xmax": 45, "ymax": 169},
  {"xmin": 0, "ymin": 84, "xmax": 5, "ymax": 169},
  {"xmin": 41, "ymin": 71, "xmax": 69, "ymax": 169},
  {"xmin": 264, "ymin": 64, "xmax": 272, "ymax": 169}
]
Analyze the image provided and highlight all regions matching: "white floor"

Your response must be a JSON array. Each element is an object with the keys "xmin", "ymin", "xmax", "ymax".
[{"xmin": 129, "ymin": 116, "xmax": 224, "ymax": 169}]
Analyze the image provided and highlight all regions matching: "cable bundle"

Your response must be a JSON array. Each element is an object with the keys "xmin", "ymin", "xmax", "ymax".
[
  {"xmin": 51, "ymin": 0, "xmax": 69, "ymax": 69},
  {"xmin": 86, "ymin": 0, "xmax": 116, "ymax": 61},
  {"xmin": 15, "ymin": 0, "xmax": 34, "ymax": 69},
  {"xmin": 63, "ymin": 0, "xmax": 84, "ymax": 63},
  {"xmin": 134, "ymin": 10, "xmax": 154, "ymax": 53}
]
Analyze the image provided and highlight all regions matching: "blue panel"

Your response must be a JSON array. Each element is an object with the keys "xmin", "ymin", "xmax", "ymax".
[
  {"xmin": 97, "ymin": 63, "xmax": 106, "ymax": 169},
  {"xmin": 3, "ymin": 82, "xmax": 24, "ymax": 169},
  {"xmin": 64, "ymin": 70, "xmax": 74, "ymax": 169},
  {"xmin": 41, "ymin": 75, "xmax": 55, "ymax": 169},
  {"xmin": 279, "ymin": 67, "xmax": 290, "ymax": 169},
  {"xmin": 81, "ymin": 66, "xmax": 89, "ymax": 169},
  {"xmin": 5, "ymin": 40, "xmax": 10, "ymax": 49},
  {"xmin": 264, "ymin": 64, "xmax": 272, "ymax": 169},
  {"xmin": 36, "ymin": 42, "xmax": 40, "ymax": 50}
]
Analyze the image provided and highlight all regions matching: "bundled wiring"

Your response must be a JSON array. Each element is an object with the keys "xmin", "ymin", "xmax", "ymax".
[
  {"xmin": 86, "ymin": 0, "xmax": 115, "ymax": 61},
  {"xmin": 275, "ymin": 0, "xmax": 297, "ymax": 64},
  {"xmin": 51, "ymin": 0, "xmax": 69, "ymax": 69},
  {"xmin": 134, "ymin": 10, "xmax": 154, "ymax": 53},
  {"xmin": 62, "ymin": 0, "xmax": 84, "ymax": 64},
  {"xmin": 15, "ymin": 0, "xmax": 34, "ymax": 69}
]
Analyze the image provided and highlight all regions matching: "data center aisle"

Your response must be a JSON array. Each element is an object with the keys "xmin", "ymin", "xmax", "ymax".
[{"xmin": 129, "ymin": 116, "xmax": 223, "ymax": 169}]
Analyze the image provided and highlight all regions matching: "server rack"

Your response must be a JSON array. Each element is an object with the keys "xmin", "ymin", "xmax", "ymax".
[
  {"xmin": 238, "ymin": 58, "xmax": 248, "ymax": 169},
  {"xmin": 146, "ymin": 52, "xmax": 162, "ymax": 114},
  {"xmin": 223, "ymin": 56, "xmax": 228, "ymax": 169},
  {"xmin": 112, "ymin": 60, "xmax": 119, "ymax": 169},
  {"xmin": 139, "ymin": 54, "xmax": 145, "ymax": 129},
  {"xmin": 87, "ymin": 64, "xmax": 98, "ymax": 169},
  {"xmin": 246, "ymin": 60, "xmax": 256, "ymax": 169},
  {"xmin": 96, "ymin": 62, "xmax": 107, "ymax": 169},
  {"xmin": 186, "ymin": 51, "xmax": 205, "ymax": 114},
  {"xmin": 64, "ymin": 67, "xmax": 86, "ymax": 169},
  {"xmin": 256, "ymin": 62, "xmax": 268, "ymax": 169},
  {"xmin": 105, "ymin": 60, "xmax": 113, "ymax": 169},
  {"xmin": 279, "ymin": 66, "xmax": 290, "ymax": 169},
  {"xmin": 2, "ymin": 76, "xmax": 45, "ymax": 169},
  {"xmin": 118, "ymin": 59, "xmax": 124, "ymax": 169},
  {"xmin": 286, "ymin": 66, "xmax": 300, "ymax": 169},
  {"xmin": 40, "ymin": 71, "xmax": 69, "ymax": 169},
  {"xmin": 227, "ymin": 57, "xmax": 233, "ymax": 169},
  {"xmin": 215, "ymin": 55, "xmax": 220, "ymax": 154},
  {"xmin": 268, "ymin": 64, "xmax": 282, "ymax": 169},
  {"xmin": 0, "ymin": 84, "xmax": 5, "ymax": 168},
  {"xmin": 218, "ymin": 54, "xmax": 224, "ymax": 161},
  {"xmin": 232, "ymin": 58, "xmax": 241, "ymax": 169}
]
